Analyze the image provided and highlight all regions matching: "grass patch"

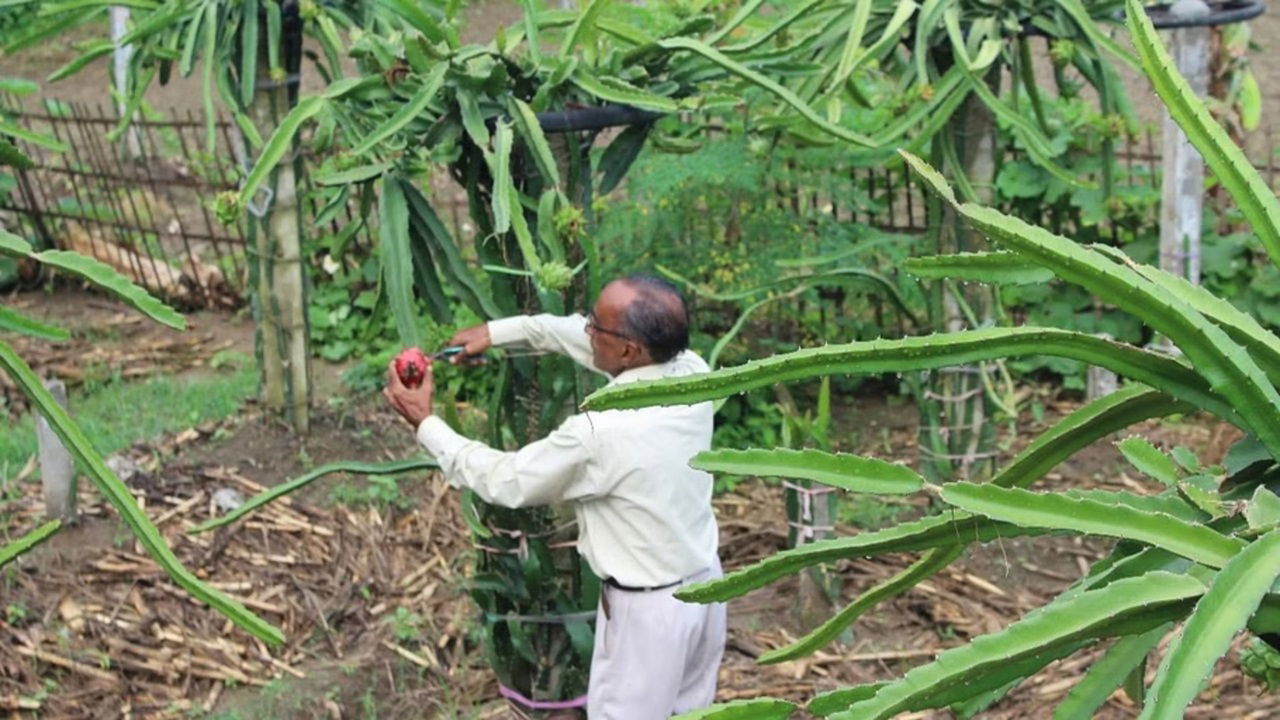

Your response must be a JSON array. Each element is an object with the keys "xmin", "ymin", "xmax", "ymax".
[{"xmin": 0, "ymin": 366, "xmax": 257, "ymax": 482}]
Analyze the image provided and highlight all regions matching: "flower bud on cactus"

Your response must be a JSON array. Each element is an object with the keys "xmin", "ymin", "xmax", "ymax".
[
  {"xmin": 394, "ymin": 347, "xmax": 429, "ymax": 388},
  {"xmin": 554, "ymin": 205, "xmax": 585, "ymax": 243},
  {"xmin": 213, "ymin": 191, "xmax": 242, "ymax": 226},
  {"xmin": 1242, "ymin": 637, "xmax": 1280, "ymax": 692},
  {"xmin": 535, "ymin": 261, "xmax": 574, "ymax": 292},
  {"xmin": 1050, "ymin": 39, "xmax": 1076, "ymax": 68}
]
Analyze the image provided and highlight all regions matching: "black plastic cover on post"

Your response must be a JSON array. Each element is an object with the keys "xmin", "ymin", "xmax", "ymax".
[
  {"xmin": 1020, "ymin": 0, "xmax": 1263, "ymax": 35},
  {"xmin": 534, "ymin": 105, "xmax": 665, "ymax": 134},
  {"xmin": 1144, "ymin": 0, "xmax": 1264, "ymax": 28}
]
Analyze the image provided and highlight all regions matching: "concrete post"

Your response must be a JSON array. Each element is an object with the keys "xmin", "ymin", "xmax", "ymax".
[
  {"xmin": 37, "ymin": 380, "xmax": 76, "ymax": 524},
  {"xmin": 110, "ymin": 6, "xmax": 142, "ymax": 159},
  {"xmin": 1159, "ymin": 0, "xmax": 1211, "ymax": 286}
]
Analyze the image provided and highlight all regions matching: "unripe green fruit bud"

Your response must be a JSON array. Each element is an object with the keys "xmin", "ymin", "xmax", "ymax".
[
  {"xmin": 213, "ymin": 191, "xmax": 242, "ymax": 226},
  {"xmin": 535, "ymin": 261, "xmax": 574, "ymax": 292},
  {"xmin": 1241, "ymin": 637, "xmax": 1280, "ymax": 692}
]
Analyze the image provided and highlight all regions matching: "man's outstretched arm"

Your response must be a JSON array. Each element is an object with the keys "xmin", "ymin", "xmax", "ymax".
[
  {"xmin": 448, "ymin": 314, "xmax": 602, "ymax": 375},
  {"xmin": 384, "ymin": 359, "xmax": 598, "ymax": 508}
]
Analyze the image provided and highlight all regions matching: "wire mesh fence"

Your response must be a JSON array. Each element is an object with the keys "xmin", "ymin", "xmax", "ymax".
[
  {"xmin": 4, "ymin": 95, "xmax": 1280, "ymax": 313},
  {"xmin": 0, "ymin": 95, "xmax": 249, "ymax": 309}
]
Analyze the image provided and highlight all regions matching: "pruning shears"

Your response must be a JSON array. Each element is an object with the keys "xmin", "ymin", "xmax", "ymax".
[
  {"xmin": 431, "ymin": 345, "xmax": 548, "ymax": 362},
  {"xmin": 432, "ymin": 346, "xmax": 466, "ymax": 361}
]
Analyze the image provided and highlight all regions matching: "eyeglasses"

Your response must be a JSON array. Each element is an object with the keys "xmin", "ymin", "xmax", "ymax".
[{"xmin": 586, "ymin": 312, "xmax": 633, "ymax": 342}]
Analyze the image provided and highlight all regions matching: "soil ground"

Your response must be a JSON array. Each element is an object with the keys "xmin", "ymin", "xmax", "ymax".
[
  {"xmin": 3, "ymin": 292, "xmax": 1280, "ymax": 719},
  {"xmin": 6, "ymin": 5, "xmax": 1280, "ymax": 718}
]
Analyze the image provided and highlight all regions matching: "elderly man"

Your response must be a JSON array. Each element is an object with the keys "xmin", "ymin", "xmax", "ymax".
[{"xmin": 383, "ymin": 274, "xmax": 725, "ymax": 719}]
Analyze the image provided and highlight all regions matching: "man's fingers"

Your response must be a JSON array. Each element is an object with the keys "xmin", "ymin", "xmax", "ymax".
[{"xmin": 386, "ymin": 360, "xmax": 404, "ymax": 390}]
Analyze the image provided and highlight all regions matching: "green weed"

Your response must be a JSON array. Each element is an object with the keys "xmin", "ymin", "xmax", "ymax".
[{"xmin": 0, "ymin": 366, "xmax": 257, "ymax": 482}]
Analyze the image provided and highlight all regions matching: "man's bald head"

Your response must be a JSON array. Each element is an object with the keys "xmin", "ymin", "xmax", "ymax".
[{"xmin": 612, "ymin": 274, "xmax": 690, "ymax": 364}]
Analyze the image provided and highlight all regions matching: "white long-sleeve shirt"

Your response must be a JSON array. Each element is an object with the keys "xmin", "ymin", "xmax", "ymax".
[{"xmin": 416, "ymin": 313, "xmax": 719, "ymax": 588}]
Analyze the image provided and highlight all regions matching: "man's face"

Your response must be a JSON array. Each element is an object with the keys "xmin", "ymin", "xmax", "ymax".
[{"xmin": 587, "ymin": 281, "xmax": 641, "ymax": 376}]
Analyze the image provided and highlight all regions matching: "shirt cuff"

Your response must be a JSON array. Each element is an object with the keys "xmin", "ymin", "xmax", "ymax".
[
  {"xmin": 487, "ymin": 316, "xmax": 527, "ymax": 348},
  {"xmin": 416, "ymin": 416, "xmax": 470, "ymax": 462}
]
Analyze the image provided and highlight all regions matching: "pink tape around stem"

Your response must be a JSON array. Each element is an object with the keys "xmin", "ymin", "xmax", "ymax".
[{"xmin": 499, "ymin": 684, "xmax": 588, "ymax": 711}]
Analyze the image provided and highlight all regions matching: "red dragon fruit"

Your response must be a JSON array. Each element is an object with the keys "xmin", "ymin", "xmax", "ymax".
[{"xmin": 394, "ymin": 347, "xmax": 429, "ymax": 388}]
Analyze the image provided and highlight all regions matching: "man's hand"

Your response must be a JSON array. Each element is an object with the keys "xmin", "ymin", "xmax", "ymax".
[
  {"xmin": 384, "ymin": 358, "xmax": 434, "ymax": 427},
  {"xmin": 446, "ymin": 324, "xmax": 492, "ymax": 365}
]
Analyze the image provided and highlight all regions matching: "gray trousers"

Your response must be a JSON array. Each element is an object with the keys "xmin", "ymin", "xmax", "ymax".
[{"xmin": 587, "ymin": 560, "xmax": 727, "ymax": 719}]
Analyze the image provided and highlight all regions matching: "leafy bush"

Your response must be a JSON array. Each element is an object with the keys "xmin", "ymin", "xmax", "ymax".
[{"xmin": 582, "ymin": 4, "xmax": 1280, "ymax": 716}]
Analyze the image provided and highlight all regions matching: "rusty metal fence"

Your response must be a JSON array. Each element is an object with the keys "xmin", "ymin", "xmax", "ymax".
[
  {"xmin": 5, "ymin": 94, "xmax": 1280, "ymax": 313},
  {"xmin": 0, "ymin": 95, "xmax": 248, "ymax": 309}
]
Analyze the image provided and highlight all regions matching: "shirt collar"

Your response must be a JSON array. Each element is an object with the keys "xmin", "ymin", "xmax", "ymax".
[{"xmin": 608, "ymin": 354, "xmax": 680, "ymax": 386}]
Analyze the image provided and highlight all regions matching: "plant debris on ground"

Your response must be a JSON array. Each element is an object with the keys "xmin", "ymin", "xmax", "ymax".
[{"xmin": 2, "ymin": 394, "xmax": 1277, "ymax": 718}]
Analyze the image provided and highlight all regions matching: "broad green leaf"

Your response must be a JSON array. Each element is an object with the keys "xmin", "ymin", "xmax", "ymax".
[
  {"xmin": 46, "ymin": 39, "xmax": 113, "ymax": 82},
  {"xmin": 1059, "ymin": 0, "xmax": 1140, "ymax": 70},
  {"xmin": 1062, "ymin": 487, "xmax": 1204, "ymax": 523},
  {"xmin": 457, "ymin": 88, "xmax": 489, "ymax": 149},
  {"xmin": 559, "ymin": 0, "xmax": 607, "ymax": 54},
  {"xmin": 827, "ymin": 0, "xmax": 872, "ymax": 99},
  {"xmin": 351, "ymin": 64, "xmax": 447, "ymax": 156},
  {"xmin": 0, "ymin": 77, "xmax": 39, "ymax": 95},
  {"xmin": 673, "ymin": 698, "xmax": 796, "ymax": 720},
  {"xmin": 0, "ymin": 306, "xmax": 69, "ymax": 341},
  {"xmin": 597, "ymin": 121, "xmax": 651, "ymax": 195},
  {"xmin": 939, "ymin": 483, "xmax": 1245, "ymax": 567},
  {"xmin": 189, "ymin": 458, "xmax": 438, "ymax": 533},
  {"xmin": 828, "ymin": 0, "xmax": 916, "ymax": 97},
  {"xmin": 760, "ymin": 546, "xmax": 962, "ymax": 664},
  {"xmin": 0, "ymin": 117, "xmax": 68, "ymax": 153},
  {"xmin": 583, "ymin": 328, "xmax": 1233, "ymax": 426},
  {"xmin": 570, "ymin": 71, "xmax": 679, "ymax": 113},
  {"xmin": 1052, "ymin": 625, "xmax": 1168, "ymax": 719},
  {"xmin": 833, "ymin": 573, "xmax": 1204, "ymax": 720},
  {"xmin": 675, "ymin": 512, "xmax": 1048, "ymax": 604},
  {"xmin": 723, "ymin": 0, "xmax": 825, "ymax": 54},
  {"xmin": 379, "ymin": 176, "xmax": 418, "ymax": 347},
  {"xmin": 3, "ymin": 6, "xmax": 105, "ymax": 54},
  {"xmin": 490, "ymin": 120, "xmax": 515, "ymax": 236},
  {"xmin": 0, "ymin": 340, "xmax": 283, "ymax": 645},
  {"xmin": 1126, "ymin": 0, "xmax": 1280, "ymax": 274},
  {"xmin": 991, "ymin": 386, "xmax": 1193, "ymax": 490},
  {"xmin": 691, "ymin": 448, "xmax": 923, "ymax": 495},
  {"xmin": 660, "ymin": 264, "xmax": 919, "ymax": 324},
  {"xmin": 864, "ymin": 67, "xmax": 966, "ymax": 146},
  {"xmin": 1141, "ymin": 530, "xmax": 1280, "ymax": 719},
  {"xmin": 656, "ymin": 38, "xmax": 876, "ymax": 147},
  {"xmin": 178, "ymin": 0, "xmax": 205, "ymax": 77},
  {"xmin": 905, "ymin": 252, "xmax": 1054, "ymax": 285},
  {"xmin": 0, "ymin": 137, "xmax": 34, "ymax": 169},
  {"xmin": 508, "ymin": 97, "xmax": 561, "ymax": 190},
  {"xmin": 1177, "ymin": 476, "xmax": 1225, "ymax": 518},
  {"xmin": 240, "ymin": 0, "xmax": 258, "ymax": 105},
  {"xmin": 1119, "ymin": 254, "xmax": 1280, "ymax": 390},
  {"xmin": 199, "ymin": 0, "xmax": 219, "ymax": 151},
  {"xmin": 0, "ymin": 519, "xmax": 60, "ymax": 568},
  {"xmin": 402, "ymin": 182, "xmax": 502, "ymax": 320},
  {"xmin": 238, "ymin": 95, "xmax": 325, "ymax": 208},
  {"xmin": 809, "ymin": 683, "xmax": 888, "ymax": 717},
  {"xmin": 1245, "ymin": 486, "xmax": 1280, "ymax": 531},
  {"xmin": 1117, "ymin": 436, "xmax": 1180, "ymax": 486},
  {"xmin": 1171, "ymin": 446, "xmax": 1202, "ymax": 473},
  {"xmin": 903, "ymin": 151, "xmax": 1280, "ymax": 460},
  {"xmin": 312, "ymin": 163, "xmax": 391, "ymax": 186},
  {"xmin": 0, "ymin": 230, "xmax": 184, "ymax": 330},
  {"xmin": 377, "ymin": 0, "xmax": 446, "ymax": 44}
]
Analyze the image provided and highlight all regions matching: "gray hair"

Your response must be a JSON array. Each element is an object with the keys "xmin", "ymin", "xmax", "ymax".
[{"xmin": 619, "ymin": 274, "xmax": 689, "ymax": 363}]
